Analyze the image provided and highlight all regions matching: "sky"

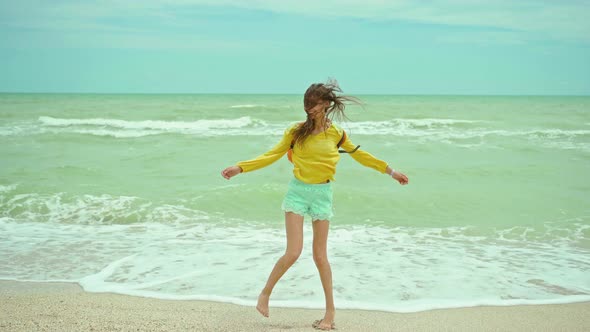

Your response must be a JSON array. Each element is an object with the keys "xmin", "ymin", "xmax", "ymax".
[{"xmin": 1, "ymin": 0, "xmax": 589, "ymax": 95}]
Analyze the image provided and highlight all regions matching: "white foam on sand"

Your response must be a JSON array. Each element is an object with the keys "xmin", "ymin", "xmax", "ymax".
[{"xmin": 1, "ymin": 214, "xmax": 589, "ymax": 313}]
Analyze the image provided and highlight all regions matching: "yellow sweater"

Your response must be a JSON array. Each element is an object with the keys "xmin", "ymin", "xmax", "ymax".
[{"xmin": 236, "ymin": 123, "xmax": 389, "ymax": 184}]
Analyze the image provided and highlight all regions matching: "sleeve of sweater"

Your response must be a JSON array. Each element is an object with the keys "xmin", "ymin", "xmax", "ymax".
[
  {"xmin": 236, "ymin": 124, "xmax": 296, "ymax": 173},
  {"xmin": 339, "ymin": 133, "xmax": 388, "ymax": 173}
]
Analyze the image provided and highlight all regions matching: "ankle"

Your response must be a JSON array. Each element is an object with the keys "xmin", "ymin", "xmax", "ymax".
[{"xmin": 260, "ymin": 289, "xmax": 271, "ymax": 297}]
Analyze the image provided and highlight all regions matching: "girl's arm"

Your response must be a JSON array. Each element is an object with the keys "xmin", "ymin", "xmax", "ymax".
[
  {"xmin": 340, "ymin": 136, "xmax": 409, "ymax": 185},
  {"xmin": 221, "ymin": 165, "xmax": 242, "ymax": 180},
  {"xmin": 385, "ymin": 165, "xmax": 409, "ymax": 185},
  {"xmin": 221, "ymin": 125, "xmax": 294, "ymax": 180}
]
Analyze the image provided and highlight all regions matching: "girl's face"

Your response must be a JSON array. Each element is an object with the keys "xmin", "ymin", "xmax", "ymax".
[{"xmin": 306, "ymin": 100, "xmax": 330, "ymax": 120}]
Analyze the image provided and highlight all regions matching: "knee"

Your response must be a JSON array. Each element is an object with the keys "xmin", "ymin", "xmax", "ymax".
[
  {"xmin": 313, "ymin": 253, "xmax": 329, "ymax": 267},
  {"xmin": 283, "ymin": 250, "xmax": 301, "ymax": 265}
]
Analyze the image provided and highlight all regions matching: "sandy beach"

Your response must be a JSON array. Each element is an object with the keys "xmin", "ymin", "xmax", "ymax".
[{"xmin": 0, "ymin": 280, "xmax": 588, "ymax": 332}]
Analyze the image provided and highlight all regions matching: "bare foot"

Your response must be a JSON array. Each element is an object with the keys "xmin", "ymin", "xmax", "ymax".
[
  {"xmin": 256, "ymin": 293, "xmax": 270, "ymax": 317},
  {"xmin": 313, "ymin": 310, "xmax": 335, "ymax": 330}
]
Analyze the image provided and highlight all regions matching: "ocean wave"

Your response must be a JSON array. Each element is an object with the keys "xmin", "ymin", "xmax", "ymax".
[
  {"xmin": 229, "ymin": 104, "xmax": 265, "ymax": 108},
  {"xmin": 35, "ymin": 116, "xmax": 479, "ymax": 132},
  {"xmin": 0, "ymin": 184, "xmax": 18, "ymax": 193},
  {"xmin": 0, "ymin": 123, "xmax": 41, "ymax": 136},
  {"xmin": 0, "ymin": 189, "xmax": 209, "ymax": 225},
  {"xmin": 0, "ymin": 127, "xmax": 16, "ymax": 136},
  {"xmin": 28, "ymin": 117, "xmax": 590, "ymax": 140},
  {"xmin": 69, "ymin": 129, "xmax": 165, "ymax": 138},
  {"xmin": 0, "ymin": 117, "xmax": 587, "ymax": 151},
  {"xmin": 36, "ymin": 115, "xmax": 276, "ymax": 138},
  {"xmin": 393, "ymin": 118, "xmax": 480, "ymax": 127},
  {"xmin": 342, "ymin": 121, "xmax": 590, "ymax": 138},
  {"xmin": 39, "ymin": 116, "xmax": 260, "ymax": 130}
]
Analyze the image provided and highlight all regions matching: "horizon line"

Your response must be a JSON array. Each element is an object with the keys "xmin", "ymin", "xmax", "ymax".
[{"xmin": 1, "ymin": 91, "xmax": 589, "ymax": 97}]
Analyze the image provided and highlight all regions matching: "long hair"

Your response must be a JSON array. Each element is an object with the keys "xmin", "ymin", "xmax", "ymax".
[{"xmin": 292, "ymin": 79, "xmax": 361, "ymax": 148}]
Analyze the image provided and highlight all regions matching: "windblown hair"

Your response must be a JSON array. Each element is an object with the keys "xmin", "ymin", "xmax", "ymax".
[{"xmin": 293, "ymin": 79, "xmax": 361, "ymax": 148}]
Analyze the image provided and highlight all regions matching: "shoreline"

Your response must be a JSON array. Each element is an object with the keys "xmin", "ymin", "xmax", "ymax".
[{"xmin": 2, "ymin": 280, "xmax": 590, "ymax": 331}]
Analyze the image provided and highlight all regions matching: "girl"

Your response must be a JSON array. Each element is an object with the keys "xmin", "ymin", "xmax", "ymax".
[{"xmin": 221, "ymin": 80, "xmax": 409, "ymax": 331}]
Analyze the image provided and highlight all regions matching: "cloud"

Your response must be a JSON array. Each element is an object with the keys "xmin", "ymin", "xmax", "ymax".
[
  {"xmin": 199, "ymin": 0, "xmax": 590, "ymax": 42},
  {"xmin": 1, "ymin": 0, "xmax": 589, "ymax": 45}
]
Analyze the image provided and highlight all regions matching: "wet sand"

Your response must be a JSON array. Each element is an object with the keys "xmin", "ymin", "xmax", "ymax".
[{"xmin": 1, "ymin": 280, "xmax": 589, "ymax": 331}]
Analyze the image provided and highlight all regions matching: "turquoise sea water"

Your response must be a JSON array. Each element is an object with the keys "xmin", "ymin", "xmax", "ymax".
[{"xmin": 1, "ymin": 93, "xmax": 589, "ymax": 312}]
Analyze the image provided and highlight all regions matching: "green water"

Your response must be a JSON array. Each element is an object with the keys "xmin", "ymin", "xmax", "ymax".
[{"xmin": 2, "ymin": 94, "xmax": 588, "ymax": 230}]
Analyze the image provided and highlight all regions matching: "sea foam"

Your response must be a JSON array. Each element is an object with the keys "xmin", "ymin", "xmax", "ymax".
[
  {"xmin": 1, "ymin": 211, "xmax": 588, "ymax": 312},
  {"xmin": 2, "ymin": 116, "xmax": 589, "ymax": 151}
]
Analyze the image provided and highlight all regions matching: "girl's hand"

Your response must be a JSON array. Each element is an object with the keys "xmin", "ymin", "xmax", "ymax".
[
  {"xmin": 221, "ymin": 166, "xmax": 243, "ymax": 180},
  {"xmin": 393, "ymin": 171, "xmax": 409, "ymax": 185}
]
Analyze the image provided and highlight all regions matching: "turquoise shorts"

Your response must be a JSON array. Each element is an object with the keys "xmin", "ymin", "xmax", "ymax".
[{"xmin": 281, "ymin": 177, "xmax": 334, "ymax": 221}]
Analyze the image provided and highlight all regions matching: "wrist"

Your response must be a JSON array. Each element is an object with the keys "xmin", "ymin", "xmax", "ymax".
[{"xmin": 387, "ymin": 168, "xmax": 396, "ymax": 177}]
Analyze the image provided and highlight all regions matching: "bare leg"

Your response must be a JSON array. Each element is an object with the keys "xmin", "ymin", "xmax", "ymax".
[
  {"xmin": 312, "ymin": 219, "xmax": 335, "ymax": 330},
  {"xmin": 256, "ymin": 212, "xmax": 304, "ymax": 317}
]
